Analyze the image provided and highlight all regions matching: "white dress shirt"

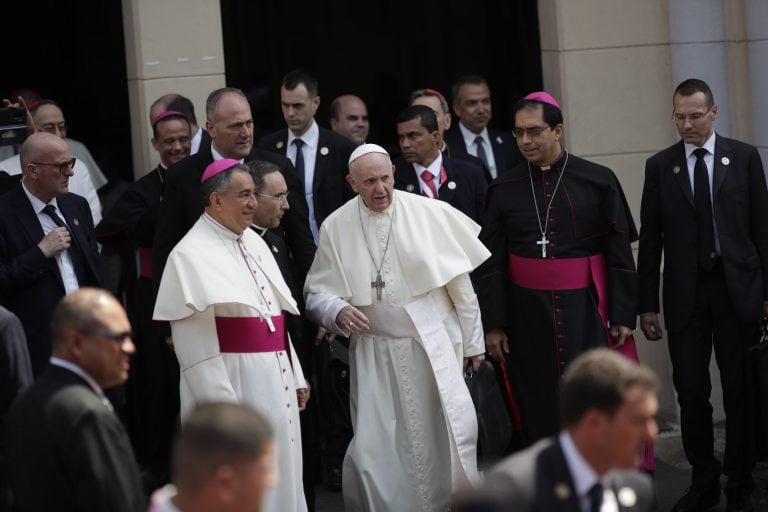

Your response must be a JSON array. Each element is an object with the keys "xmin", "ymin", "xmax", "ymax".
[
  {"xmin": 459, "ymin": 123, "xmax": 498, "ymax": 179},
  {"xmin": 414, "ymin": 152, "xmax": 444, "ymax": 198},
  {"xmin": 684, "ymin": 131, "xmax": 720, "ymax": 254},
  {"xmin": 287, "ymin": 120, "xmax": 320, "ymax": 241},
  {"xmin": 559, "ymin": 431, "xmax": 618, "ymax": 512}
]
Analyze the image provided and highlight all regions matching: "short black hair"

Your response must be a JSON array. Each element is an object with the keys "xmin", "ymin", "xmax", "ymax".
[
  {"xmin": 151, "ymin": 113, "xmax": 190, "ymax": 139},
  {"xmin": 247, "ymin": 160, "xmax": 282, "ymax": 194},
  {"xmin": 512, "ymin": 99, "xmax": 563, "ymax": 128},
  {"xmin": 200, "ymin": 163, "xmax": 250, "ymax": 206},
  {"xmin": 167, "ymin": 95, "xmax": 199, "ymax": 126},
  {"xmin": 673, "ymin": 78, "xmax": 715, "ymax": 108},
  {"xmin": 396, "ymin": 105, "xmax": 438, "ymax": 133},
  {"xmin": 281, "ymin": 69, "xmax": 319, "ymax": 98},
  {"xmin": 451, "ymin": 74, "xmax": 488, "ymax": 106},
  {"xmin": 559, "ymin": 349, "xmax": 659, "ymax": 428}
]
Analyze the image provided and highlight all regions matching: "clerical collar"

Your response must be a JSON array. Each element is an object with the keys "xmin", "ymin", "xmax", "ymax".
[
  {"xmin": 537, "ymin": 149, "xmax": 567, "ymax": 172},
  {"xmin": 210, "ymin": 145, "xmax": 245, "ymax": 164},
  {"xmin": 203, "ymin": 212, "xmax": 242, "ymax": 240},
  {"xmin": 250, "ymin": 224, "xmax": 268, "ymax": 236},
  {"xmin": 358, "ymin": 192, "xmax": 395, "ymax": 217}
]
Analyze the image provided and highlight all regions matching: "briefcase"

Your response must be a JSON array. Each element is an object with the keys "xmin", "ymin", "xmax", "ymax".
[{"xmin": 464, "ymin": 360, "xmax": 513, "ymax": 467}]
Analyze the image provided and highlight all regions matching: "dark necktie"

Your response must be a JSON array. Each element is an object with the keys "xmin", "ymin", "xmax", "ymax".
[
  {"xmin": 293, "ymin": 139, "xmax": 306, "ymax": 192},
  {"xmin": 474, "ymin": 135, "xmax": 490, "ymax": 170},
  {"xmin": 42, "ymin": 204, "xmax": 86, "ymax": 284},
  {"xmin": 693, "ymin": 148, "xmax": 716, "ymax": 271},
  {"xmin": 588, "ymin": 482, "xmax": 603, "ymax": 512}
]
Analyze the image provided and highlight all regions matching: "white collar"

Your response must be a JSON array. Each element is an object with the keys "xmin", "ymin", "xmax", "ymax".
[
  {"xmin": 684, "ymin": 131, "xmax": 716, "ymax": 159},
  {"xmin": 210, "ymin": 145, "xmax": 245, "ymax": 164},
  {"xmin": 50, "ymin": 357, "xmax": 103, "ymax": 395},
  {"xmin": 203, "ymin": 212, "xmax": 243, "ymax": 240},
  {"xmin": 251, "ymin": 224, "xmax": 268, "ymax": 236},
  {"xmin": 559, "ymin": 431, "xmax": 601, "ymax": 499},
  {"xmin": 358, "ymin": 193, "xmax": 395, "ymax": 218},
  {"xmin": 414, "ymin": 151, "xmax": 443, "ymax": 178},
  {"xmin": 287, "ymin": 120, "xmax": 319, "ymax": 149},
  {"xmin": 459, "ymin": 122, "xmax": 489, "ymax": 145},
  {"xmin": 21, "ymin": 180, "xmax": 60, "ymax": 215}
]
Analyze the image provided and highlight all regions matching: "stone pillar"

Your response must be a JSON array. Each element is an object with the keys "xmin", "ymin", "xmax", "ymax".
[
  {"xmin": 121, "ymin": 0, "xmax": 226, "ymax": 179},
  {"xmin": 745, "ymin": 0, "xmax": 768, "ymax": 167}
]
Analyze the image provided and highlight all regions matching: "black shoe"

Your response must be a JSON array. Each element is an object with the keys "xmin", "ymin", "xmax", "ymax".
[
  {"xmin": 671, "ymin": 485, "xmax": 720, "ymax": 512},
  {"xmin": 726, "ymin": 491, "xmax": 753, "ymax": 512}
]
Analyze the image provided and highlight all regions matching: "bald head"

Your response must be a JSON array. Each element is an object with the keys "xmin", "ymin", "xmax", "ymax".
[
  {"xmin": 330, "ymin": 95, "xmax": 369, "ymax": 146},
  {"xmin": 20, "ymin": 132, "xmax": 69, "ymax": 170},
  {"xmin": 20, "ymin": 132, "xmax": 74, "ymax": 203},
  {"xmin": 51, "ymin": 288, "xmax": 122, "ymax": 350},
  {"xmin": 150, "ymin": 93, "xmax": 179, "ymax": 123}
]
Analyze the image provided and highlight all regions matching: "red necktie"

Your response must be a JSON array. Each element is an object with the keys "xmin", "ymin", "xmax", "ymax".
[{"xmin": 421, "ymin": 170, "xmax": 438, "ymax": 199}]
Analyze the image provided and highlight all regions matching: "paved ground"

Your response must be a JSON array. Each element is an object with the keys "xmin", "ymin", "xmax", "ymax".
[{"xmin": 315, "ymin": 422, "xmax": 768, "ymax": 511}]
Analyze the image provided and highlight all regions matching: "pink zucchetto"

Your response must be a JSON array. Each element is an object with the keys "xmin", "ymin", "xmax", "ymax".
[
  {"xmin": 201, "ymin": 159, "xmax": 240, "ymax": 183},
  {"xmin": 151, "ymin": 109, "xmax": 187, "ymax": 127},
  {"xmin": 523, "ymin": 91, "xmax": 561, "ymax": 110},
  {"xmin": 348, "ymin": 143, "xmax": 390, "ymax": 166}
]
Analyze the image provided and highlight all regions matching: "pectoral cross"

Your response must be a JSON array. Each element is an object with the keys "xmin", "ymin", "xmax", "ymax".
[
  {"xmin": 537, "ymin": 234, "xmax": 548, "ymax": 258},
  {"xmin": 371, "ymin": 273, "xmax": 386, "ymax": 301}
]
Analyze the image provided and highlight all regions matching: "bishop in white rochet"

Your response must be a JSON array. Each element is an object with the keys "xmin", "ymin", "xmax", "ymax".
[
  {"xmin": 304, "ymin": 143, "xmax": 490, "ymax": 511},
  {"xmin": 154, "ymin": 159, "xmax": 308, "ymax": 512}
]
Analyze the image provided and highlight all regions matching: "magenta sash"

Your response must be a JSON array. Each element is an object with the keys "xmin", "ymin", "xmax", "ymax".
[
  {"xmin": 215, "ymin": 314, "xmax": 286, "ymax": 353},
  {"xmin": 508, "ymin": 253, "xmax": 655, "ymax": 470}
]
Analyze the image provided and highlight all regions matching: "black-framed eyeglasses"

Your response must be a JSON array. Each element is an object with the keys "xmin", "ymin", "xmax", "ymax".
[
  {"xmin": 512, "ymin": 125, "xmax": 551, "ymax": 138},
  {"xmin": 81, "ymin": 330, "xmax": 133, "ymax": 343},
  {"xmin": 672, "ymin": 107, "xmax": 712, "ymax": 124},
  {"xmin": 257, "ymin": 191, "xmax": 290, "ymax": 203},
  {"xmin": 32, "ymin": 158, "xmax": 76, "ymax": 175}
]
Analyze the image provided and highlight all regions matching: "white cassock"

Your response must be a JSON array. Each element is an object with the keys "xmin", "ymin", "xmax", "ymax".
[
  {"xmin": 154, "ymin": 213, "xmax": 307, "ymax": 512},
  {"xmin": 305, "ymin": 191, "xmax": 490, "ymax": 512}
]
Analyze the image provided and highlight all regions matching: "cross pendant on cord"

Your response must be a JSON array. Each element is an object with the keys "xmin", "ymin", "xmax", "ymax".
[
  {"xmin": 537, "ymin": 235, "xmax": 548, "ymax": 258},
  {"xmin": 371, "ymin": 273, "xmax": 386, "ymax": 301}
]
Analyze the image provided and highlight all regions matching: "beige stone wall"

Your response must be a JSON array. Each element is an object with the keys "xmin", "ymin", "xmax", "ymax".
[{"xmin": 122, "ymin": 0, "xmax": 226, "ymax": 179}]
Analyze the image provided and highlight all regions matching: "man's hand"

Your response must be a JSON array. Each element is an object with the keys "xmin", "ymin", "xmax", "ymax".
[
  {"xmin": 639, "ymin": 313, "xmax": 663, "ymax": 341},
  {"xmin": 485, "ymin": 328, "xmax": 509, "ymax": 362},
  {"xmin": 314, "ymin": 326, "xmax": 336, "ymax": 346},
  {"xmin": 2, "ymin": 96, "xmax": 36, "ymax": 133},
  {"xmin": 38, "ymin": 227, "xmax": 71, "ymax": 258},
  {"xmin": 464, "ymin": 353, "xmax": 485, "ymax": 371},
  {"xmin": 609, "ymin": 323, "xmax": 633, "ymax": 347},
  {"xmin": 297, "ymin": 387, "xmax": 310, "ymax": 411},
  {"xmin": 335, "ymin": 306, "xmax": 369, "ymax": 334}
]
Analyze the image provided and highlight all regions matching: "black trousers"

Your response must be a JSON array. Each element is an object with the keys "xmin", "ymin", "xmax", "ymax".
[{"xmin": 667, "ymin": 263, "xmax": 758, "ymax": 492}]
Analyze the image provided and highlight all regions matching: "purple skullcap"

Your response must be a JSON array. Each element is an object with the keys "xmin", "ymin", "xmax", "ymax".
[
  {"xmin": 151, "ymin": 109, "xmax": 187, "ymax": 127},
  {"xmin": 201, "ymin": 159, "xmax": 240, "ymax": 183},
  {"xmin": 523, "ymin": 91, "xmax": 561, "ymax": 110}
]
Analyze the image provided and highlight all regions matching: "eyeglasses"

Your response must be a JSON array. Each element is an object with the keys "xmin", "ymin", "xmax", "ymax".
[
  {"xmin": 32, "ymin": 158, "xmax": 76, "ymax": 174},
  {"xmin": 672, "ymin": 107, "xmax": 712, "ymax": 124},
  {"xmin": 257, "ymin": 191, "xmax": 290, "ymax": 203},
  {"xmin": 81, "ymin": 330, "xmax": 133, "ymax": 343},
  {"xmin": 512, "ymin": 125, "xmax": 551, "ymax": 138}
]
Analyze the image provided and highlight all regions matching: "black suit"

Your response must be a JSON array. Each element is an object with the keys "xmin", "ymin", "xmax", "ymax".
[
  {"xmin": 456, "ymin": 437, "xmax": 654, "ymax": 512},
  {"xmin": 257, "ymin": 126, "xmax": 356, "ymax": 231},
  {"xmin": 393, "ymin": 155, "xmax": 487, "ymax": 223},
  {"xmin": 153, "ymin": 145, "xmax": 316, "ymax": 313},
  {"xmin": 0, "ymin": 185, "xmax": 103, "ymax": 376},
  {"xmin": 444, "ymin": 125, "xmax": 523, "ymax": 178},
  {"xmin": 7, "ymin": 364, "xmax": 145, "ymax": 512},
  {"xmin": 638, "ymin": 134, "xmax": 768, "ymax": 491}
]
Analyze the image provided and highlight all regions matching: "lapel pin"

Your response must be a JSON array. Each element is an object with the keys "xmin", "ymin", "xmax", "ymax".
[
  {"xmin": 617, "ymin": 487, "xmax": 637, "ymax": 508},
  {"xmin": 554, "ymin": 482, "xmax": 571, "ymax": 501},
  {"xmin": 320, "ymin": 146, "xmax": 329, "ymax": 156},
  {"xmin": 73, "ymin": 218, "xmax": 80, "ymax": 226},
  {"xmin": 447, "ymin": 181, "xmax": 457, "ymax": 190},
  {"xmin": 406, "ymin": 184, "xmax": 415, "ymax": 192},
  {"xmin": 496, "ymin": 136, "xmax": 503, "ymax": 144},
  {"xmin": 276, "ymin": 140, "xmax": 284, "ymax": 150},
  {"xmin": 672, "ymin": 165, "xmax": 680, "ymax": 174},
  {"xmin": 271, "ymin": 245, "xmax": 278, "ymax": 253},
  {"xmin": 721, "ymin": 156, "xmax": 730, "ymax": 166}
]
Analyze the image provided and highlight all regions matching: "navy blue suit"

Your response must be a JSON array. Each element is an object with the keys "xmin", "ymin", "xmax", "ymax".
[
  {"xmin": 393, "ymin": 155, "xmax": 487, "ymax": 223},
  {"xmin": 0, "ymin": 185, "xmax": 103, "ymax": 376}
]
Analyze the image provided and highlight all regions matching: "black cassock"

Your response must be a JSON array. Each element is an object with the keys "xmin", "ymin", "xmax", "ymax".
[
  {"xmin": 476, "ymin": 151, "xmax": 638, "ymax": 444},
  {"xmin": 96, "ymin": 165, "xmax": 179, "ymax": 488}
]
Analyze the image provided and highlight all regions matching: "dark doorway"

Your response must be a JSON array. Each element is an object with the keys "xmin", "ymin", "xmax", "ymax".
[
  {"xmin": 1, "ymin": 1, "xmax": 132, "ymax": 184},
  {"xmin": 220, "ymin": 0, "xmax": 542, "ymax": 149}
]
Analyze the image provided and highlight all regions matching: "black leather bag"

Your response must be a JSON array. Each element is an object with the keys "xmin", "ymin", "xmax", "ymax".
[
  {"xmin": 464, "ymin": 360, "xmax": 513, "ymax": 467},
  {"xmin": 747, "ymin": 319, "xmax": 768, "ymax": 461}
]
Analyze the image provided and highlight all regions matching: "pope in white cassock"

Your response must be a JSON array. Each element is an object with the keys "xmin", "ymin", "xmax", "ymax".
[
  {"xmin": 154, "ymin": 159, "xmax": 308, "ymax": 512},
  {"xmin": 304, "ymin": 144, "xmax": 490, "ymax": 511}
]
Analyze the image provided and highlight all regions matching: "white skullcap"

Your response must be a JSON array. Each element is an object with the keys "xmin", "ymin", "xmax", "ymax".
[{"xmin": 348, "ymin": 143, "xmax": 390, "ymax": 166}]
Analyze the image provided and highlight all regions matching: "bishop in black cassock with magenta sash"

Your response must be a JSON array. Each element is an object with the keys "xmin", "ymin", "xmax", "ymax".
[{"xmin": 476, "ymin": 93, "xmax": 650, "ymax": 468}]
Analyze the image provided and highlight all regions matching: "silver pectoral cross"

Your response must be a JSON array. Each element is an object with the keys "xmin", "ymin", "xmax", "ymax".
[
  {"xmin": 371, "ymin": 273, "xmax": 386, "ymax": 301},
  {"xmin": 537, "ymin": 234, "xmax": 548, "ymax": 258}
]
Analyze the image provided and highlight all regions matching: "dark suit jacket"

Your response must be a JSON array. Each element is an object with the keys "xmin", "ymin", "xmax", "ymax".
[
  {"xmin": 393, "ymin": 156, "xmax": 487, "ymax": 223},
  {"xmin": 444, "ymin": 125, "xmax": 523, "ymax": 177},
  {"xmin": 0, "ymin": 185, "xmax": 103, "ymax": 376},
  {"xmin": 7, "ymin": 364, "xmax": 144, "ymax": 512},
  {"xmin": 456, "ymin": 437, "xmax": 654, "ymax": 512},
  {"xmin": 257, "ymin": 126, "xmax": 356, "ymax": 230},
  {"xmin": 152, "ymin": 145, "xmax": 317, "ymax": 308},
  {"xmin": 638, "ymin": 135, "xmax": 768, "ymax": 331}
]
